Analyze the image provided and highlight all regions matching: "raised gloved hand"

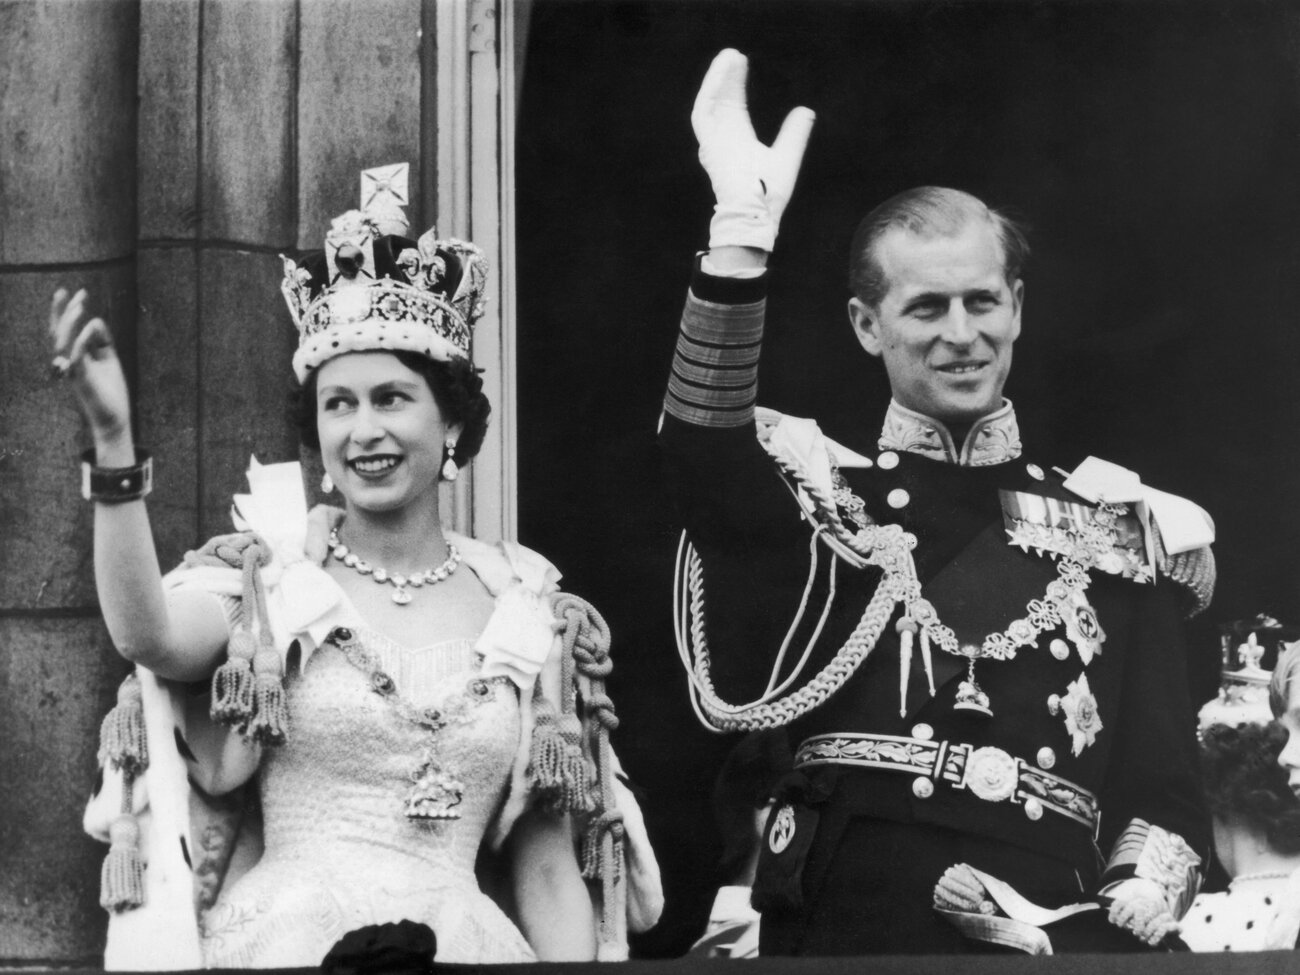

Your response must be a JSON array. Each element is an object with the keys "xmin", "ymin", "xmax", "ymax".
[
  {"xmin": 1104, "ymin": 877, "xmax": 1180, "ymax": 948},
  {"xmin": 692, "ymin": 48, "xmax": 816, "ymax": 252}
]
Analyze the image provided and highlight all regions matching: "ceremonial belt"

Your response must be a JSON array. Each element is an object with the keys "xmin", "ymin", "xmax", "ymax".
[{"xmin": 794, "ymin": 733, "xmax": 1100, "ymax": 835}]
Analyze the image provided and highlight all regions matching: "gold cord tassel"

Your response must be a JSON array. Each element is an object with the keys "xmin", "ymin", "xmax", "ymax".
[
  {"xmin": 554, "ymin": 710, "xmax": 595, "ymax": 813},
  {"xmin": 246, "ymin": 645, "xmax": 289, "ymax": 745},
  {"xmin": 98, "ymin": 674, "xmax": 148, "ymax": 777},
  {"xmin": 202, "ymin": 534, "xmax": 288, "ymax": 744},
  {"xmin": 526, "ymin": 699, "xmax": 594, "ymax": 813},
  {"xmin": 210, "ymin": 628, "xmax": 256, "ymax": 725},
  {"xmin": 100, "ymin": 775, "xmax": 145, "ymax": 913},
  {"xmin": 549, "ymin": 592, "xmax": 629, "ymax": 957},
  {"xmin": 580, "ymin": 812, "xmax": 625, "ymax": 882}
]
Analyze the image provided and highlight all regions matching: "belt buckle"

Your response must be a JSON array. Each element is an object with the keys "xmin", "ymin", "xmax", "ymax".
[{"xmin": 961, "ymin": 746, "xmax": 1019, "ymax": 803}]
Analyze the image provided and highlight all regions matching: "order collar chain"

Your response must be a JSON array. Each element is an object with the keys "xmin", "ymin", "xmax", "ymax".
[
  {"xmin": 827, "ymin": 456, "xmax": 1124, "ymax": 717},
  {"xmin": 325, "ymin": 625, "xmax": 500, "ymax": 820},
  {"xmin": 829, "ymin": 459, "xmax": 1121, "ymax": 663},
  {"xmin": 675, "ymin": 433, "xmax": 1123, "ymax": 731}
]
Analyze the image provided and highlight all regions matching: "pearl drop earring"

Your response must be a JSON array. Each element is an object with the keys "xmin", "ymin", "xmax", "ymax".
[{"xmin": 441, "ymin": 440, "xmax": 458, "ymax": 482}]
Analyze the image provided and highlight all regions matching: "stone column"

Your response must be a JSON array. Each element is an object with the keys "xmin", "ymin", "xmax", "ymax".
[{"xmin": 0, "ymin": 0, "xmax": 141, "ymax": 961}]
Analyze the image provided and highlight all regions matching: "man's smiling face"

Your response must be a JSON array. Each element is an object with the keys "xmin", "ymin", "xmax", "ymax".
[{"xmin": 849, "ymin": 220, "xmax": 1023, "ymax": 426}]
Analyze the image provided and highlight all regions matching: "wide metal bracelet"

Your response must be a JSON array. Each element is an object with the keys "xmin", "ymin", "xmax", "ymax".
[{"xmin": 80, "ymin": 448, "xmax": 153, "ymax": 503}]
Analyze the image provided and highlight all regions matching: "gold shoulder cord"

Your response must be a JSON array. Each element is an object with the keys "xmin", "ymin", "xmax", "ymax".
[{"xmin": 675, "ymin": 447, "xmax": 1116, "ymax": 731}]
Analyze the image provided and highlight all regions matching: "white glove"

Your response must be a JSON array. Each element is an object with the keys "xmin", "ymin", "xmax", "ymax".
[{"xmin": 692, "ymin": 49, "xmax": 816, "ymax": 252}]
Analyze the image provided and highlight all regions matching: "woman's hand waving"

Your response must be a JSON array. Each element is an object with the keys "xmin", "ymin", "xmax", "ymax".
[{"xmin": 49, "ymin": 287, "xmax": 133, "ymax": 450}]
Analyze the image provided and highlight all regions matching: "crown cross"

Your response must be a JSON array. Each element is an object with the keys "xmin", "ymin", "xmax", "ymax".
[{"xmin": 281, "ymin": 163, "xmax": 488, "ymax": 383}]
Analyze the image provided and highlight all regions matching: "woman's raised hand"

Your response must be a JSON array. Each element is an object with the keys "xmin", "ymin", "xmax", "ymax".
[{"xmin": 49, "ymin": 288, "xmax": 133, "ymax": 447}]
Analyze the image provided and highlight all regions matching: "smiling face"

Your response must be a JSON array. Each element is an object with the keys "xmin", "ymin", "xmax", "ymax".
[
  {"xmin": 315, "ymin": 351, "xmax": 459, "ymax": 515},
  {"xmin": 848, "ymin": 220, "xmax": 1023, "ymax": 426}
]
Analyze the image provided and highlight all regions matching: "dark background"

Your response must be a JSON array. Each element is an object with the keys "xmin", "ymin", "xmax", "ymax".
[{"xmin": 516, "ymin": 0, "xmax": 1300, "ymax": 956}]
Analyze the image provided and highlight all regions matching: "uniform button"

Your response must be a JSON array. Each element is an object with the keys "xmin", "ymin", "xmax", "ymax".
[
  {"xmin": 887, "ymin": 488, "xmax": 910, "ymax": 509},
  {"xmin": 1036, "ymin": 747, "xmax": 1056, "ymax": 770},
  {"xmin": 1050, "ymin": 639, "xmax": 1070, "ymax": 661},
  {"xmin": 1024, "ymin": 797, "xmax": 1044, "ymax": 821},
  {"xmin": 911, "ymin": 723, "xmax": 934, "ymax": 741},
  {"xmin": 912, "ymin": 778, "xmax": 935, "ymax": 799},
  {"xmin": 877, "ymin": 451, "xmax": 900, "ymax": 470},
  {"xmin": 1027, "ymin": 463, "xmax": 1045, "ymax": 481},
  {"xmin": 1047, "ymin": 694, "xmax": 1062, "ymax": 716}
]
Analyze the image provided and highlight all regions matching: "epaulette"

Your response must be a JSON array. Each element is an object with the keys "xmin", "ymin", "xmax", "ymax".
[
  {"xmin": 1056, "ymin": 457, "xmax": 1216, "ymax": 618},
  {"xmin": 755, "ymin": 407, "xmax": 876, "ymax": 568},
  {"xmin": 1153, "ymin": 531, "xmax": 1216, "ymax": 619}
]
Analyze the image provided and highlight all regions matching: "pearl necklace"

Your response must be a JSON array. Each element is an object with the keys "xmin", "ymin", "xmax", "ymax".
[
  {"xmin": 1230, "ymin": 870, "xmax": 1295, "ymax": 887},
  {"xmin": 328, "ymin": 528, "xmax": 461, "ymax": 605}
]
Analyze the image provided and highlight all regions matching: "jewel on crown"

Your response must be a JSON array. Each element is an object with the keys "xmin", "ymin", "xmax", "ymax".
[{"xmin": 281, "ymin": 162, "xmax": 489, "ymax": 381}]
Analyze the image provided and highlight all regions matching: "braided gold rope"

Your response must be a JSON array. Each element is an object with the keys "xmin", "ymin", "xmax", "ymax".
[
  {"xmin": 1151, "ymin": 526, "xmax": 1216, "ymax": 619},
  {"xmin": 682, "ymin": 452, "xmax": 912, "ymax": 731},
  {"xmin": 551, "ymin": 593, "xmax": 627, "ymax": 954},
  {"xmin": 687, "ymin": 543, "xmax": 900, "ymax": 730}
]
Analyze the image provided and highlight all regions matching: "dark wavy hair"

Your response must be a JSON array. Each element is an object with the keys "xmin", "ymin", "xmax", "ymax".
[
  {"xmin": 1201, "ymin": 721, "xmax": 1300, "ymax": 855},
  {"xmin": 292, "ymin": 351, "xmax": 491, "ymax": 469}
]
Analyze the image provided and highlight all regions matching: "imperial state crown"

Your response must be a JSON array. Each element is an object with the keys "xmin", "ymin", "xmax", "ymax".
[{"xmin": 280, "ymin": 162, "xmax": 488, "ymax": 382}]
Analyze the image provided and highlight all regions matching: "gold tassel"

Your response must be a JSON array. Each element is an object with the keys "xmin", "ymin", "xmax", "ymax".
[
  {"xmin": 100, "ymin": 812, "xmax": 144, "ymax": 912},
  {"xmin": 580, "ymin": 813, "xmax": 625, "ymax": 883},
  {"xmin": 527, "ymin": 700, "xmax": 567, "ymax": 790},
  {"xmin": 580, "ymin": 821, "xmax": 602, "ymax": 880},
  {"xmin": 98, "ymin": 674, "xmax": 148, "ymax": 777},
  {"xmin": 558, "ymin": 741, "xmax": 595, "ymax": 813},
  {"xmin": 527, "ymin": 702, "xmax": 594, "ymax": 813},
  {"xmin": 246, "ymin": 646, "xmax": 289, "ymax": 745},
  {"xmin": 210, "ymin": 628, "xmax": 256, "ymax": 725}
]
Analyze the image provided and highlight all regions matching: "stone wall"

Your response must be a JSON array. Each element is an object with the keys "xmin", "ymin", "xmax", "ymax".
[{"xmin": 0, "ymin": 0, "xmax": 434, "ymax": 961}]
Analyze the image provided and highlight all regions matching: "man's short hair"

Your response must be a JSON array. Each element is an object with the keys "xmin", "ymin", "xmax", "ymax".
[
  {"xmin": 847, "ymin": 186, "xmax": 1030, "ymax": 308},
  {"xmin": 1270, "ymin": 642, "xmax": 1300, "ymax": 717}
]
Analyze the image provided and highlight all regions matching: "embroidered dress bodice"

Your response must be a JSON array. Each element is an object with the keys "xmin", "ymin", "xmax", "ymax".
[{"xmin": 201, "ymin": 627, "xmax": 535, "ymax": 966}]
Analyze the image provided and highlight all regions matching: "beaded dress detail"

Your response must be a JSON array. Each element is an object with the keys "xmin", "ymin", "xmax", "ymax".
[{"xmin": 200, "ymin": 627, "xmax": 534, "ymax": 966}]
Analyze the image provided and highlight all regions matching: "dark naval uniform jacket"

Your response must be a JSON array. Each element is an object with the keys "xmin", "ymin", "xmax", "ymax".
[{"xmin": 660, "ymin": 264, "xmax": 1214, "ymax": 956}]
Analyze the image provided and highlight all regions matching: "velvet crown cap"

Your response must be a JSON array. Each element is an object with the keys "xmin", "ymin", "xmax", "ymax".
[{"xmin": 281, "ymin": 162, "xmax": 488, "ymax": 383}]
